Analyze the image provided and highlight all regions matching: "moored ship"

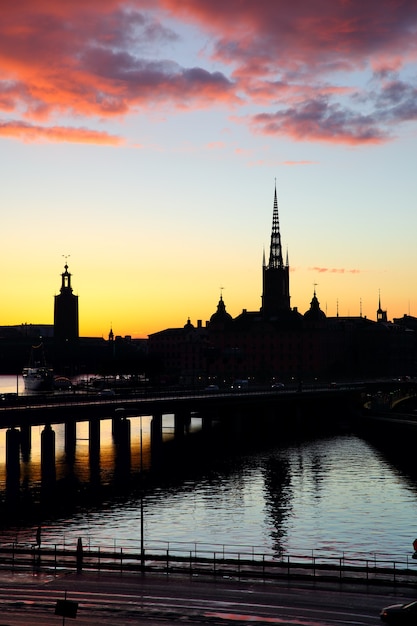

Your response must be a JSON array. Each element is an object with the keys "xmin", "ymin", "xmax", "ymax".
[{"xmin": 22, "ymin": 343, "xmax": 54, "ymax": 392}]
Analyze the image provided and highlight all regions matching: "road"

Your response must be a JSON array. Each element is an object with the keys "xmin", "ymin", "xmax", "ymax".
[{"xmin": 0, "ymin": 570, "xmax": 413, "ymax": 625}]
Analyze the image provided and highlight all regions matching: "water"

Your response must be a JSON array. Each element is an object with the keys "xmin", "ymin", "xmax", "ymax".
[
  {"xmin": 0, "ymin": 376, "xmax": 416, "ymax": 562},
  {"xmin": 0, "ymin": 374, "xmax": 22, "ymax": 395}
]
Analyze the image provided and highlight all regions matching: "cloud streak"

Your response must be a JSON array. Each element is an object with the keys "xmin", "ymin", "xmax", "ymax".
[
  {"xmin": 310, "ymin": 267, "xmax": 361, "ymax": 274},
  {"xmin": 0, "ymin": 120, "xmax": 122, "ymax": 144},
  {"xmin": 1, "ymin": 1, "xmax": 417, "ymax": 144}
]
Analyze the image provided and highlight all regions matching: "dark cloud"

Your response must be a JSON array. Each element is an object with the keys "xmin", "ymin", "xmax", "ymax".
[{"xmin": 252, "ymin": 97, "xmax": 389, "ymax": 144}]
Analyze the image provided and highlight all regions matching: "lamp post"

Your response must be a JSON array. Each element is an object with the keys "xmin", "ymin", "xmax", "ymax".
[
  {"xmin": 140, "ymin": 413, "xmax": 144, "ymax": 570},
  {"xmin": 115, "ymin": 407, "xmax": 144, "ymax": 569}
]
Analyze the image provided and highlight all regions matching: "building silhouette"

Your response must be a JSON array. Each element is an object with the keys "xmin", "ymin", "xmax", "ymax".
[
  {"xmin": 0, "ymin": 185, "xmax": 415, "ymax": 381},
  {"xmin": 261, "ymin": 184, "xmax": 291, "ymax": 318},
  {"xmin": 148, "ymin": 185, "xmax": 416, "ymax": 385},
  {"xmin": 54, "ymin": 262, "xmax": 79, "ymax": 343}
]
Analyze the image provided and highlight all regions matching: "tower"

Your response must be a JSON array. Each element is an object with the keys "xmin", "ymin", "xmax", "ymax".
[
  {"xmin": 261, "ymin": 183, "xmax": 290, "ymax": 317},
  {"xmin": 377, "ymin": 290, "xmax": 387, "ymax": 323},
  {"xmin": 54, "ymin": 262, "xmax": 79, "ymax": 342}
]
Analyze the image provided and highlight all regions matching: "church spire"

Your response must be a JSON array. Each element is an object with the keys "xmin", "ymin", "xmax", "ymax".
[
  {"xmin": 261, "ymin": 182, "xmax": 291, "ymax": 317},
  {"xmin": 268, "ymin": 181, "xmax": 284, "ymax": 269},
  {"xmin": 377, "ymin": 289, "xmax": 387, "ymax": 322}
]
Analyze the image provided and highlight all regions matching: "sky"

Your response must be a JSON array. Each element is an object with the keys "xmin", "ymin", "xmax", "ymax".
[{"xmin": 1, "ymin": 0, "xmax": 417, "ymax": 338}]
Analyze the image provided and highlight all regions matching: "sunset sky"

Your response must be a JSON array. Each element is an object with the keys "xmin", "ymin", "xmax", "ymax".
[{"xmin": 1, "ymin": 1, "xmax": 417, "ymax": 338}]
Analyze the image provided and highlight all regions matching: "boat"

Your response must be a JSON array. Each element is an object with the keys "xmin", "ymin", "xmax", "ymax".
[{"xmin": 22, "ymin": 343, "xmax": 54, "ymax": 392}]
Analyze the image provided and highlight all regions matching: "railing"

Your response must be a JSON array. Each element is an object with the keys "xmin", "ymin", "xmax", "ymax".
[{"xmin": 1, "ymin": 539, "xmax": 416, "ymax": 588}]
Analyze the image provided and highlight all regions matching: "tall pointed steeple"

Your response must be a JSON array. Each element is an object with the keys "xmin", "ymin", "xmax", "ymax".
[
  {"xmin": 377, "ymin": 290, "xmax": 387, "ymax": 322},
  {"xmin": 261, "ymin": 182, "xmax": 290, "ymax": 318},
  {"xmin": 268, "ymin": 183, "xmax": 284, "ymax": 269}
]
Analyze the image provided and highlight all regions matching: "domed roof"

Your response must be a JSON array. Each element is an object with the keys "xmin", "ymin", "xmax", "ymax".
[
  {"xmin": 184, "ymin": 317, "xmax": 195, "ymax": 330},
  {"xmin": 210, "ymin": 295, "xmax": 233, "ymax": 326},
  {"xmin": 304, "ymin": 289, "xmax": 326, "ymax": 321}
]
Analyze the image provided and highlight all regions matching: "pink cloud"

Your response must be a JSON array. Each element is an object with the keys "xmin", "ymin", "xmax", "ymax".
[
  {"xmin": 0, "ymin": 2, "xmax": 235, "ymax": 142},
  {"xmin": 1, "ymin": 1, "xmax": 417, "ymax": 144},
  {"xmin": 282, "ymin": 160, "xmax": 318, "ymax": 166},
  {"xmin": 159, "ymin": 0, "xmax": 417, "ymax": 144},
  {"xmin": 206, "ymin": 141, "xmax": 225, "ymax": 150},
  {"xmin": 310, "ymin": 267, "xmax": 361, "ymax": 274},
  {"xmin": 0, "ymin": 119, "xmax": 123, "ymax": 144}
]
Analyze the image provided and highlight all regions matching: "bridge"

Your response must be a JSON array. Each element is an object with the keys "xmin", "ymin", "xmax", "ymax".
[
  {"xmin": 0, "ymin": 381, "xmax": 367, "ymax": 427},
  {"xmin": 0, "ymin": 379, "xmax": 414, "ymax": 509}
]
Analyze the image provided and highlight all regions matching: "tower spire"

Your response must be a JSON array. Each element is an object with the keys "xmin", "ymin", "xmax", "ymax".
[
  {"xmin": 268, "ymin": 180, "xmax": 284, "ymax": 269},
  {"xmin": 377, "ymin": 289, "xmax": 387, "ymax": 322},
  {"xmin": 261, "ymin": 181, "xmax": 290, "ymax": 317}
]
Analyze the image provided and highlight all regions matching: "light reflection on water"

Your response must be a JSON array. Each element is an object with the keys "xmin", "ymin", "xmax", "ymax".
[{"xmin": 1, "ymin": 377, "xmax": 417, "ymax": 561}]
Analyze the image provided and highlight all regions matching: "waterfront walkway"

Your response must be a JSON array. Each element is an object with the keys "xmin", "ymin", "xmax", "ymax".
[{"xmin": 1, "ymin": 539, "xmax": 416, "ymax": 590}]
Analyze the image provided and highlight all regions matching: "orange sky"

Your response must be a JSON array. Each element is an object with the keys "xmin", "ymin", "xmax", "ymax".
[{"xmin": 1, "ymin": 1, "xmax": 417, "ymax": 337}]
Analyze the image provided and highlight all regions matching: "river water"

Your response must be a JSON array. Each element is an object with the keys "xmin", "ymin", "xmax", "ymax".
[{"xmin": 0, "ymin": 376, "xmax": 416, "ymax": 563}]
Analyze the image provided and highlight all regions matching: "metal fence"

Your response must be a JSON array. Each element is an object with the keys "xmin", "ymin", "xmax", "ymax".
[{"xmin": 0, "ymin": 539, "xmax": 416, "ymax": 588}]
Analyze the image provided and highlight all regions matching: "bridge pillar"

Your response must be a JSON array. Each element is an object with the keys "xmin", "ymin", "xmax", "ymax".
[
  {"xmin": 65, "ymin": 420, "xmax": 77, "ymax": 458},
  {"xmin": 225, "ymin": 408, "xmax": 244, "ymax": 438},
  {"xmin": 112, "ymin": 415, "xmax": 123, "ymax": 439},
  {"xmin": 41, "ymin": 424, "xmax": 56, "ymax": 489},
  {"xmin": 89, "ymin": 419, "xmax": 100, "ymax": 463},
  {"xmin": 6, "ymin": 427, "xmax": 20, "ymax": 490},
  {"xmin": 151, "ymin": 412, "xmax": 163, "ymax": 446},
  {"xmin": 112, "ymin": 416, "xmax": 122, "ymax": 442},
  {"xmin": 150, "ymin": 412, "xmax": 163, "ymax": 465},
  {"xmin": 201, "ymin": 412, "xmax": 213, "ymax": 432},
  {"xmin": 116, "ymin": 418, "xmax": 131, "ymax": 453},
  {"xmin": 19, "ymin": 424, "xmax": 31, "ymax": 462},
  {"xmin": 115, "ymin": 418, "xmax": 131, "ymax": 481},
  {"xmin": 174, "ymin": 410, "xmax": 190, "ymax": 440}
]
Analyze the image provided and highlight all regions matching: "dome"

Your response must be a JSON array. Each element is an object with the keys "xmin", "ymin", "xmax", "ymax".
[
  {"xmin": 210, "ymin": 295, "xmax": 233, "ymax": 326},
  {"xmin": 304, "ymin": 290, "xmax": 326, "ymax": 321}
]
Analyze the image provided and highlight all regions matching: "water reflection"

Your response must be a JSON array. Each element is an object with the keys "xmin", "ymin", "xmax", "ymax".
[
  {"xmin": 0, "ymin": 374, "xmax": 417, "ymax": 560},
  {"xmin": 261, "ymin": 435, "xmax": 417, "ymax": 559},
  {"xmin": 0, "ymin": 414, "xmax": 165, "ymax": 524},
  {"xmin": 262, "ymin": 457, "xmax": 292, "ymax": 556}
]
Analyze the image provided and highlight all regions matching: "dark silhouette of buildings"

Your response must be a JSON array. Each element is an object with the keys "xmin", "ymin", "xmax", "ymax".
[
  {"xmin": 54, "ymin": 263, "xmax": 79, "ymax": 343},
  {"xmin": 0, "ymin": 185, "xmax": 415, "ymax": 382},
  {"xmin": 52, "ymin": 262, "xmax": 80, "ymax": 375},
  {"xmin": 261, "ymin": 185, "xmax": 291, "ymax": 317},
  {"xmin": 148, "ymin": 185, "xmax": 416, "ymax": 385}
]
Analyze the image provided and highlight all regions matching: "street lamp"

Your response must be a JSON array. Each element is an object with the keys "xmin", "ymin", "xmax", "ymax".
[
  {"xmin": 140, "ymin": 413, "xmax": 144, "ymax": 570},
  {"xmin": 115, "ymin": 407, "xmax": 144, "ymax": 569}
]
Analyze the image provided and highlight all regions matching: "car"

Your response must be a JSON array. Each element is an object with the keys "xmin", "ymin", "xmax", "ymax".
[
  {"xmin": 380, "ymin": 600, "xmax": 417, "ymax": 624},
  {"xmin": 231, "ymin": 379, "xmax": 249, "ymax": 390},
  {"xmin": 204, "ymin": 384, "xmax": 219, "ymax": 391},
  {"xmin": 271, "ymin": 382, "xmax": 285, "ymax": 389},
  {"xmin": 98, "ymin": 388, "xmax": 115, "ymax": 397}
]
